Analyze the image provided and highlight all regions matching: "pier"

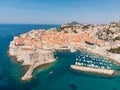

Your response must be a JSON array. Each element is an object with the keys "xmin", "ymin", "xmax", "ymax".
[
  {"xmin": 71, "ymin": 65, "xmax": 115, "ymax": 76},
  {"xmin": 21, "ymin": 58, "xmax": 56, "ymax": 81},
  {"xmin": 21, "ymin": 65, "xmax": 34, "ymax": 81},
  {"xmin": 8, "ymin": 21, "xmax": 120, "ymax": 81}
]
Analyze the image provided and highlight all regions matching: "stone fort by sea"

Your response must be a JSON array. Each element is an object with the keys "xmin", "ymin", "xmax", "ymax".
[{"xmin": 0, "ymin": 24, "xmax": 120, "ymax": 90}]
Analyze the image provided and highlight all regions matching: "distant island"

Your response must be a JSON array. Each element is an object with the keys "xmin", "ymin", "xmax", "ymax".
[
  {"xmin": 61, "ymin": 21, "xmax": 81, "ymax": 27},
  {"xmin": 8, "ymin": 21, "xmax": 120, "ymax": 80}
]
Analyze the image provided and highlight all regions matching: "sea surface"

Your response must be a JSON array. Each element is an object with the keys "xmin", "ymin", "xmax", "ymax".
[{"xmin": 0, "ymin": 24, "xmax": 120, "ymax": 90}]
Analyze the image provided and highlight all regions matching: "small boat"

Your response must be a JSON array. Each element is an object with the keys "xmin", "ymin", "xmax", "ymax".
[
  {"xmin": 81, "ymin": 63, "xmax": 83, "ymax": 65},
  {"xmin": 79, "ymin": 59, "xmax": 81, "ymax": 61},
  {"xmin": 101, "ymin": 66, "xmax": 105, "ymax": 69},
  {"xmin": 76, "ymin": 58, "xmax": 78, "ymax": 61},
  {"xmin": 75, "ymin": 62, "xmax": 78, "ymax": 65},
  {"xmin": 83, "ymin": 59, "xmax": 86, "ymax": 62},
  {"xmin": 85, "ymin": 55, "xmax": 88, "ymax": 57},
  {"xmin": 50, "ymin": 71, "xmax": 53, "ymax": 74},
  {"xmin": 92, "ymin": 59, "xmax": 95, "ymax": 61},
  {"xmin": 82, "ymin": 56, "xmax": 85, "ymax": 59},
  {"xmin": 107, "ymin": 67, "xmax": 110, "ymax": 69},
  {"xmin": 77, "ymin": 62, "xmax": 81, "ymax": 66}
]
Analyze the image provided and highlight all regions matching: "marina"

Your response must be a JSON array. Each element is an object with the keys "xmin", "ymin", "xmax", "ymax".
[
  {"xmin": 75, "ymin": 51, "xmax": 116, "ymax": 70},
  {"xmin": 0, "ymin": 0, "xmax": 120, "ymax": 89},
  {"xmin": 8, "ymin": 21, "xmax": 120, "ymax": 80},
  {"xmin": 70, "ymin": 50, "xmax": 119, "ymax": 76},
  {"xmin": 0, "ymin": 24, "xmax": 120, "ymax": 90}
]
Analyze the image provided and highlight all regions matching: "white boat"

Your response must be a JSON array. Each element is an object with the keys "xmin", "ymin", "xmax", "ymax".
[
  {"xmin": 101, "ymin": 66, "xmax": 105, "ymax": 69},
  {"xmin": 78, "ymin": 62, "xmax": 81, "ymax": 66},
  {"xmin": 76, "ymin": 58, "xmax": 78, "ymax": 61},
  {"xmin": 50, "ymin": 71, "xmax": 53, "ymax": 74},
  {"xmin": 83, "ymin": 59, "xmax": 86, "ymax": 62},
  {"xmin": 107, "ymin": 66, "xmax": 110, "ymax": 69},
  {"xmin": 75, "ymin": 62, "xmax": 78, "ymax": 65},
  {"xmin": 82, "ymin": 56, "xmax": 85, "ymax": 59},
  {"xmin": 79, "ymin": 59, "xmax": 81, "ymax": 61}
]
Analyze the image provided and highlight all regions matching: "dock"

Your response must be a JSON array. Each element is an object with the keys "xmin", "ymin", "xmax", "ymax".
[
  {"xmin": 21, "ymin": 59, "xmax": 56, "ymax": 81},
  {"xmin": 71, "ymin": 65, "xmax": 115, "ymax": 76}
]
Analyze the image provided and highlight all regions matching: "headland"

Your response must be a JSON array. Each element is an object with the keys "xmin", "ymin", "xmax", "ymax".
[{"xmin": 8, "ymin": 21, "xmax": 120, "ymax": 80}]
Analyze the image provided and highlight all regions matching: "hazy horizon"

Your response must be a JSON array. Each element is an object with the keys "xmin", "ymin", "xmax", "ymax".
[{"xmin": 0, "ymin": 0, "xmax": 120, "ymax": 24}]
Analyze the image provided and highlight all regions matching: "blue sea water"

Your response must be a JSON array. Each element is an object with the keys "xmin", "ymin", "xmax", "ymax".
[{"xmin": 0, "ymin": 24, "xmax": 120, "ymax": 90}]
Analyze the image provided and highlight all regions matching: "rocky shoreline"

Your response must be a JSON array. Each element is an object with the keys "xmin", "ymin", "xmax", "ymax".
[{"xmin": 8, "ymin": 21, "xmax": 120, "ymax": 80}]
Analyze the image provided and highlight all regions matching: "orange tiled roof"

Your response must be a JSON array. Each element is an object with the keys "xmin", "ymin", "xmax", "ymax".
[{"xmin": 22, "ymin": 48, "xmax": 31, "ymax": 50}]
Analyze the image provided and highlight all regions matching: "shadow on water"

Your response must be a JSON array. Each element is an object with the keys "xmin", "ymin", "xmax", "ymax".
[
  {"xmin": 69, "ymin": 84, "xmax": 77, "ymax": 90},
  {"xmin": 113, "ymin": 88, "xmax": 118, "ymax": 90}
]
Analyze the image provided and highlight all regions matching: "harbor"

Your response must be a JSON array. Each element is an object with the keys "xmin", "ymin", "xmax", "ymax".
[
  {"xmin": 8, "ymin": 21, "xmax": 120, "ymax": 80},
  {"xmin": 0, "ymin": 24, "xmax": 120, "ymax": 90},
  {"xmin": 1, "ymin": 0, "xmax": 120, "ymax": 89}
]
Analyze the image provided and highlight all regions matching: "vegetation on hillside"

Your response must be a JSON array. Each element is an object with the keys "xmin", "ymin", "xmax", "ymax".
[
  {"xmin": 113, "ymin": 36, "xmax": 120, "ymax": 41},
  {"xmin": 107, "ymin": 47, "xmax": 120, "ymax": 54}
]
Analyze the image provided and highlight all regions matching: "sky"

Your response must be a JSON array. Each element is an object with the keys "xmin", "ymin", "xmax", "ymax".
[{"xmin": 0, "ymin": 0, "xmax": 120, "ymax": 24}]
